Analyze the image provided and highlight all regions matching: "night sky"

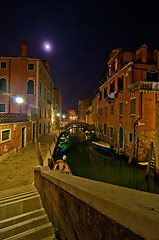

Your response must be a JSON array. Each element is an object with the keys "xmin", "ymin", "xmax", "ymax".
[{"xmin": 0, "ymin": 0, "xmax": 158, "ymax": 111}]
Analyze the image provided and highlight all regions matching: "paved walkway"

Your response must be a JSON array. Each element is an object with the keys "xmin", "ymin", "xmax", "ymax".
[{"xmin": 0, "ymin": 130, "xmax": 59, "ymax": 191}]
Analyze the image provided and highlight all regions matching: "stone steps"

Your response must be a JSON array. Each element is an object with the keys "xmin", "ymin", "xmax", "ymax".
[{"xmin": 0, "ymin": 185, "xmax": 56, "ymax": 240}]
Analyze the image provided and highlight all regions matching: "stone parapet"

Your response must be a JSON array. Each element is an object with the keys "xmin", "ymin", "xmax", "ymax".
[{"xmin": 34, "ymin": 166, "xmax": 159, "ymax": 240}]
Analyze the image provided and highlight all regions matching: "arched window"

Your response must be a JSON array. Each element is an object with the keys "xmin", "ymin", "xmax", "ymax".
[
  {"xmin": 0, "ymin": 78, "xmax": 7, "ymax": 93},
  {"xmin": 27, "ymin": 80, "xmax": 34, "ymax": 94}
]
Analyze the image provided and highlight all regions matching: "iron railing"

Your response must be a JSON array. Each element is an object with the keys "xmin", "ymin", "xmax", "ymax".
[
  {"xmin": 0, "ymin": 113, "xmax": 29, "ymax": 123},
  {"xmin": 129, "ymin": 81, "xmax": 159, "ymax": 93}
]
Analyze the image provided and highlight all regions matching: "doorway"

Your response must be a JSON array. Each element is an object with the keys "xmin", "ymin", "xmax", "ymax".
[
  {"xmin": 21, "ymin": 127, "xmax": 26, "ymax": 148},
  {"xmin": 33, "ymin": 123, "xmax": 36, "ymax": 142}
]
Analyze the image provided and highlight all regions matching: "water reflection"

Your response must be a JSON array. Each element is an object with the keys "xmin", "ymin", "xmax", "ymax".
[{"xmin": 61, "ymin": 131, "xmax": 159, "ymax": 194}]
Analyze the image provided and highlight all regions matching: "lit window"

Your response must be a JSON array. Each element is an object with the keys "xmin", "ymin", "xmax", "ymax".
[
  {"xmin": 1, "ymin": 129, "xmax": 11, "ymax": 143},
  {"xmin": 28, "ymin": 63, "xmax": 34, "ymax": 71},
  {"xmin": 0, "ymin": 103, "xmax": 5, "ymax": 112},
  {"xmin": 27, "ymin": 80, "xmax": 34, "ymax": 94},
  {"xmin": 0, "ymin": 62, "xmax": 7, "ymax": 69}
]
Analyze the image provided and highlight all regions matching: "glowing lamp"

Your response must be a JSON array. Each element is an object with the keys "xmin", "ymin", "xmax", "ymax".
[{"xmin": 15, "ymin": 96, "xmax": 24, "ymax": 104}]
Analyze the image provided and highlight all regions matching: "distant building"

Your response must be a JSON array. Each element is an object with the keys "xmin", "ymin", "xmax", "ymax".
[
  {"xmin": 0, "ymin": 42, "xmax": 55, "ymax": 159},
  {"xmin": 53, "ymin": 88, "xmax": 62, "ymax": 128},
  {"xmin": 78, "ymin": 97, "xmax": 93, "ymax": 123},
  {"xmin": 99, "ymin": 44, "xmax": 159, "ymax": 161}
]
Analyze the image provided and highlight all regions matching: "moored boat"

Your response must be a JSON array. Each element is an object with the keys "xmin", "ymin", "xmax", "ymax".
[
  {"xmin": 57, "ymin": 138, "xmax": 71, "ymax": 153},
  {"xmin": 92, "ymin": 141, "xmax": 110, "ymax": 151},
  {"xmin": 53, "ymin": 159, "xmax": 72, "ymax": 175}
]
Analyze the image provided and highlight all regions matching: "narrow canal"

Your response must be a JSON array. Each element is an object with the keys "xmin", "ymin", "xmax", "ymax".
[{"xmin": 56, "ymin": 130, "xmax": 159, "ymax": 194}]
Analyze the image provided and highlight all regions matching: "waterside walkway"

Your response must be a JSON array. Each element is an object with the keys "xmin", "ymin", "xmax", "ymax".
[{"xmin": 0, "ymin": 129, "xmax": 59, "ymax": 191}]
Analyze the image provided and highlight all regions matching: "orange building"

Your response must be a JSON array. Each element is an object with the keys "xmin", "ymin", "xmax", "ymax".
[{"xmin": 99, "ymin": 44, "xmax": 159, "ymax": 161}]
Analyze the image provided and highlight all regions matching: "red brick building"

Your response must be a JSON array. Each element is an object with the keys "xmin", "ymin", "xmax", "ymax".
[
  {"xmin": 99, "ymin": 44, "xmax": 159, "ymax": 161},
  {"xmin": 0, "ymin": 43, "xmax": 55, "ymax": 139},
  {"xmin": 0, "ymin": 43, "xmax": 55, "ymax": 159}
]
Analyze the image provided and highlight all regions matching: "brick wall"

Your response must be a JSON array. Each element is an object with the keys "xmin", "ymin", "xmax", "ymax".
[{"xmin": 0, "ymin": 121, "xmax": 32, "ymax": 161}]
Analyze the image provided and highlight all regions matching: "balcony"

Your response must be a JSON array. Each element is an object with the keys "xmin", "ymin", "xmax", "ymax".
[
  {"xmin": 129, "ymin": 81, "xmax": 159, "ymax": 93},
  {"xmin": 0, "ymin": 113, "xmax": 29, "ymax": 123}
]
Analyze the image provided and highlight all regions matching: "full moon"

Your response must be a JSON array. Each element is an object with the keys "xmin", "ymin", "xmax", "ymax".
[
  {"xmin": 45, "ymin": 44, "xmax": 50, "ymax": 49},
  {"xmin": 43, "ymin": 42, "xmax": 52, "ymax": 52}
]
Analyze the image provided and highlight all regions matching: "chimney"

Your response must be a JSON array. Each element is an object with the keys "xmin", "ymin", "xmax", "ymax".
[{"xmin": 21, "ymin": 42, "xmax": 28, "ymax": 57}]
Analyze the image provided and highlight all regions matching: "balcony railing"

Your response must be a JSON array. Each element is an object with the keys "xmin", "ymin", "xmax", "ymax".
[
  {"xmin": 0, "ymin": 113, "xmax": 29, "ymax": 123},
  {"xmin": 129, "ymin": 81, "xmax": 159, "ymax": 93}
]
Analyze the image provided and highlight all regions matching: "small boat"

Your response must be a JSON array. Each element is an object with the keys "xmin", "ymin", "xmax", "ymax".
[
  {"xmin": 92, "ymin": 141, "xmax": 110, "ymax": 151},
  {"xmin": 57, "ymin": 139, "xmax": 71, "ymax": 153},
  {"xmin": 53, "ymin": 160, "xmax": 72, "ymax": 175}
]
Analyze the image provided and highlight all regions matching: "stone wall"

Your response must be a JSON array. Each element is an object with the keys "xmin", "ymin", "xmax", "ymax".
[{"xmin": 34, "ymin": 166, "xmax": 159, "ymax": 240}]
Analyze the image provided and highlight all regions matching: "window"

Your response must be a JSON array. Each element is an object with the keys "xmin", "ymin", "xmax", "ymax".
[
  {"xmin": 99, "ymin": 90, "xmax": 102, "ymax": 101},
  {"xmin": 104, "ymin": 123, "xmax": 107, "ymax": 135},
  {"xmin": 0, "ymin": 103, "xmax": 5, "ymax": 112},
  {"xmin": 111, "ymin": 104, "xmax": 114, "ymax": 116},
  {"xmin": 39, "ymin": 107, "xmax": 41, "ymax": 118},
  {"xmin": 110, "ymin": 127, "xmax": 113, "ymax": 137},
  {"xmin": 110, "ymin": 81, "xmax": 115, "ymax": 93},
  {"xmin": 131, "ymin": 98, "xmax": 136, "ymax": 115},
  {"xmin": 0, "ymin": 78, "xmax": 7, "ymax": 93},
  {"xmin": 0, "ymin": 62, "xmax": 6, "ymax": 69},
  {"xmin": 104, "ymin": 87, "xmax": 107, "ymax": 98},
  {"xmin": 1, "ymin": 129, "xmax": 11, "ymax": 142},
  {"xmin": 28, "ymin": 63, "xmax": 34, "ymax": 71},
  {"xmin": 27, "ymin": 80, "xmax": 34, "ymax": 94},
  {"xmin": 129, "ymin": 133, "xmax": 133, "ymax": 143},
  {"xmin": 118, "ymin": 75, "xmax": 124, "ymax": 92},
  {"xmin": 120, "ymin": 102, "xmax": 123, "ymax": 116},
  {"xmin": 146, "ymin": 72, "xmax": 159, "ymax": 82}
]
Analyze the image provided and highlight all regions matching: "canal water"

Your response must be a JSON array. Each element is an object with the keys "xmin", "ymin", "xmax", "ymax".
[{"xmin": 57, "ymin": 130, "xmax": 159, "ymax": 194}]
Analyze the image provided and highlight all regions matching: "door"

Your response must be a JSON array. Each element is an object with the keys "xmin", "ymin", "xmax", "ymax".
[
  {"xmin": 33, "ymin": 123, "xmax": 35, "ymax": 142},
  {"xmin": 22, "ymin": 127, "xmax": 25, "ymax": 148},
  {"xmin": 119, "ymin": 127, "xmax": 123, "ymax": 149}
]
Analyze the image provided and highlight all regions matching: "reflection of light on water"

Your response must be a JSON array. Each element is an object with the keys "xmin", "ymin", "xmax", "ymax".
[{"xmin": 70, "ymin": 128, "xmax": 76, "ymax": 133}]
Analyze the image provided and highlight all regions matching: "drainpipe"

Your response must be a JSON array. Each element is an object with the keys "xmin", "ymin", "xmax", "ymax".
[{"xmin": 133, "ymin": 91, "xmax": 143, "ymax": 158}]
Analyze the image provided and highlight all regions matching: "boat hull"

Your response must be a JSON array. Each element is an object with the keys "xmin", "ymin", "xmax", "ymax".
[{"xmin": 92, "ymin": 141, "xmax": 110, "ymax": 151}]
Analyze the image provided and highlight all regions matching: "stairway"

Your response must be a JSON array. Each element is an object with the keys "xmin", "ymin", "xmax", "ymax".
[{"xmin": 0, "ymin": 185, "xmax": 56, "ymax": 240}]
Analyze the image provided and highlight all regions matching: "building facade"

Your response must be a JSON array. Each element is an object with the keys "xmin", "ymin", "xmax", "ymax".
[
  {"xmin": 99, "ymin": 44, "xmax": 159, "ymax": 161},
  {"xmin": 0, "ymin": 42, "xmax": 55, "ymax": 141}
]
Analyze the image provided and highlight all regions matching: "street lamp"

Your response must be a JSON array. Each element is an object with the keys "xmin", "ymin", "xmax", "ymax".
[{"xmin": 14, "ymin": 96, "xmax": 24, "ymax": 113}]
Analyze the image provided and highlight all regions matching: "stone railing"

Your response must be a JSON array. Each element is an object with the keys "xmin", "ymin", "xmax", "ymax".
[
  {"xmin": 0, "ymin": 113, "xmax": 29, "ymax": 123},
  {"xmin": 34, "ymin": 166, "xmax": 159, "ymax": 240},
  {"xmin": 129, "ymin": 81, "xmax": 159, "ymax": 93}
]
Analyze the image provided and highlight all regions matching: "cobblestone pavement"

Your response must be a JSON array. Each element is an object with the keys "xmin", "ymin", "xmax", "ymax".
[{"xmin": 0, "ymin": 130, "xmax": 59, "ymax": 191}]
